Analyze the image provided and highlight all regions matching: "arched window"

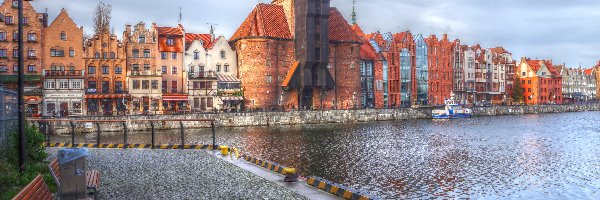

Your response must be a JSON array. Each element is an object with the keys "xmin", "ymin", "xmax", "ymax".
[
  {"xmin": 95, "ymin": 52, "xmax": 100, "ymax": 58},
  {"xmin": 138, "ymin": 35, "xmax": 146, "ymax": 43},
  {"xmin": 110, "ymin": 52, "xmax": 116, "ymax": 59}
]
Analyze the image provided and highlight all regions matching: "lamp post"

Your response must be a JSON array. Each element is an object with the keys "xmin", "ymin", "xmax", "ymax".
[{"xmin": 18, "ymin": 0, "xmax": 32, "ymax": 174}]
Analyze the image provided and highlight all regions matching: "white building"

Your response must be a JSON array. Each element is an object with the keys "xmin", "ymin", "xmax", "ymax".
[{"xmin": 42, "ymin": 70, "xmax": 85, "ymax": 117}]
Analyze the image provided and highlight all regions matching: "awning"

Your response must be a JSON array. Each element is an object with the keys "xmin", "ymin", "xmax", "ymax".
[
  {"xmin": 217, "ymin": 74, "xmax": 240, "ymax": 82},
  {"xmin": 220, "ymin": 96, "xmax": 243, "ymax": 101},
  {"xmin": 85, "ymin": 94, "xmax": 129, "ymax": 99},
  {"xmin": 162, "ymin": 95, "xmax": 188, "ymax": 101}
]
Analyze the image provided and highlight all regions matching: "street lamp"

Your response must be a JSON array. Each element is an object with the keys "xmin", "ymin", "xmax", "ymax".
[{"xmin": 18, "ymin": 0, "xmax": 34, "ymax": 173}]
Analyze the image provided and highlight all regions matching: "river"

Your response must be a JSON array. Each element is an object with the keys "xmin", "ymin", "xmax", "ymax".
[{"xmin": 52, "ymin": 111, "xmax": 600, "ymax": 199}]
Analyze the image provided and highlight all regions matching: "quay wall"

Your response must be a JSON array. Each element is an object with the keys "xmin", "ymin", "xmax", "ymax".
[{"xmin": 43, "ymin": 104, "xmax": 600, "ymax": 134}]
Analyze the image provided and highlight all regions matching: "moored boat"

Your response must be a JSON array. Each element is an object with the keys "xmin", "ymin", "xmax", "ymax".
[{"xmin": 432, "ymin": 93, "xmax": 472, "ymax": 119}]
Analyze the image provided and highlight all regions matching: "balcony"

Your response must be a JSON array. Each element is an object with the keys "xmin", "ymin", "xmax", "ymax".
[
  {"xmin": 45, "ymin": 70, "xmax": 84, "ymax": 77},
  {"xmin": 128, "ymin": 70, "xmax": 159, "ymax": 76},
  {"xmin": 188, "ymin": 71, "xmax": 216, "ymax": 79}
]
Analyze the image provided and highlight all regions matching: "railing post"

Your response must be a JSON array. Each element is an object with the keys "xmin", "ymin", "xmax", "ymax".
[
  {"xmin": 69, "ymin": 121, "xmax": 75, "ymax": 147},
  {"xmin": 179, "ymin": 121, "xmax": 184, "ymax": 149},
  {"xmin": 150, "ymin": 121, "xmax": 155, "ymax": 149},
  {"xmin": 95, "ymin": 122, "xmax": 101, "ymax": 146},
  {"xmin": 122, "ymin": 122, "xmax": 128, "ymax": 149},
  {"xmin": 211, "ymin": 121, "xmax": 216, "ymax": 150}
]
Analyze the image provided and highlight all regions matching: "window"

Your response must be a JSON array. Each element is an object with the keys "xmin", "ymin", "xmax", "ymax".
[
  {"xmin": 88, "ymin": 81, "xmax": 96, "ymax": 89},
  {"xmin": 72, "ymin": 81, "xmax": 81, "ymax": 89},
  {"xmin": 0, "ymin": 31, "xmax": 6, "ymax": 41},
  {"xmin": 166, "ymin": 37, "xmax": 174, "ymax": 45},
  {"xmin": 132, "ymin": 64, "xmax": 140, "ymax": 71},
  {"xmin": 0, "ymin": 65, "xmax": 6, "ymax": 72},
  {"xmin": 45, "ymin": 81, "xmax": 55, "ymax": 89},
  {"xmin": 28, "ymin": 49, "xmax": 36, "ymax": 58},
  {"xmin": 12, "ymin": 48, "xmax": 18, "ymax": 58},
  {"xmin": 142, "ymin": 80, "xmax": 149, "ymax": 89},
  {"xmin": 88, "ymin": 66, "xmax": 96, "ymax": 74},
  {"xmin": 199, "ymin": 66, "xmax": 204, "ymax": 72},
  {"xmin": 5, "ymin": 16, "xmax": 13, "ymax": 25},
  {"xmin": 59, "ymin": 81, "xmax": 68, "ymax": 89},
  {"xmin": 522, "ymin": 72, "xmax": 526, "ymax": 77},
  {"xmin": 27, "ymin": 33, "xmax": 35, "ymax": 41},
  {"xmin": 528, "ymin": 88, "xmax": 532, "ymax": 92},
  {"xmin": 69, "ymin": 49, "xmax": 74, "ymax": 57},
  {"xmin": 216, "ymin": 64, "xmax": 221, "ymax": 72},
  {"xmin": 224, "ymin": 64, "xmax": 229, "ymax": 72},
  {"xmin": 162, "ymin": 66, "xmax": 167, "ymax": 74},
  {"xmin": 528, "ymin": 80, "xmax": 531, "ymax": 84},
  {"xmin": 110, "ymin": 52, "xmax": 116, "ymax": 59},
  {"xmin": 115, "ymin": 66, "xmax": 122, "ymax": 74},
  {"xmin": 95, "ymin": 52, "xmax": 100, "ymax": 58},
  {"xmin": 144, "ymin": 64, "xmax": 150, "ymax": 71},
  {"xmin": 171, "ymin": 81, "xmax": 177, "ymax": 93},
  {"xmin": 162, "ymin": 81, "xmax": 167, "ymax": 93},
  {"xmin": 139, "ymin": 35, "xmax": 146, "ymax": 43},
  {"xmin": 12, "ymin": 31, "xmax": 18, "ymax": 41},
  {"xmin": 60, "ymin": 32, "xmax": 66, "ymax": 40},
  {"xmin": 27, "ymin": 65, "xmax": 36, "ymax": 72},
  {"xmin": 151, "ymin": 80, "xmax": 158, "ymax": 89},
  {"xmin": 220, "ymin": 50, "xmax": 225, "ymax": 59},
  {"xmin": 133, "ymin": 80, "xmax": 140, "ymax": 89},
  {"xmin": 132, "ymin": 49, "xmax": 139, "ymax": 58},
  {"xmin": 207, "ymin": 97, "xmax": 213, "ymax": 107},
  {"xmin": 171, "ymin": 66, "xmax": 178, "ymax": 74},
  {"xmin": 102, "ymin": 52, "xmax": 107, "ymax": 59},
  {"xmin": 115, "ymin": 81, "xmax": 123, "ymax": 93},
  {"xmin": 161, "ymin": 52, "xmax": 167, "ymax": 59},
  {"xmin": 266, "ymin": 75, "xmax": 273, "ymax": 83},
  {"xmin": 12, "ymin": 64, "xmax": 16, "ymax": 72},
  {"xmin": 194, "ymin": 51, "xmax": 199, "ymax": 60},
  {"xmin": 50, "ymin": 49, "xmax": 64, "ymax": 57},
  {"xmin": 143, "ymin": 49, "xmax": 150, "ymax": 57},
  {"xmin": 0, "ymin": 49, "xmax": 6, "ymax": 57},
  {"xmin": 11, "ymin": 0, "xmax": 18, "ymax": 7},
  {"xmin": 22, "ymin": 17, "xmax": 28, "ymax": 25},
  {"xmin": 102, "ymin": 65, "xmax": 109, "ymax": 74},
  {"xmin": 171, "ymin": 52, "xmax": 177, "ymax": 59}
]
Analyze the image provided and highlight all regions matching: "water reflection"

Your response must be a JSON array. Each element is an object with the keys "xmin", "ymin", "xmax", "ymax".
[{"xmin": 53, "ymin": 111, "xmax": 600, "ymax": 199}]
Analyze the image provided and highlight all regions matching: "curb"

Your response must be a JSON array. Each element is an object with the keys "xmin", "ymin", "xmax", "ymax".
[
  {"xmin": 307, "ymin": 176, "xmax": 379, "ymax": 200},
  {"xmin": 241, "ymin": 154, "xmax": 287, "ymax": 175},
  {"xmin": 44, "ymin": 143, "xmax": 216, "ymax": 149}
]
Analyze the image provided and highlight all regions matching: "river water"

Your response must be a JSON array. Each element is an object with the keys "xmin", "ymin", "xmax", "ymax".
[{"xmin": 53, "ymin": 111, "xmax": 600, "ymax": 199}]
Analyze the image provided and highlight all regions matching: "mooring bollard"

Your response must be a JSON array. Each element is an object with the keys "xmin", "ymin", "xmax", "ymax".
[
  {"xmin": 211, "ymin": 121, "xmax": 216, "ymax": 150},
  {"xmin": 179, "ymin": 121, "xmax": 184, "ymax": 149},
  {"xmin": 95, "ymin": 122, "xmax": 101, "ymax": 146},
  {"xmin": 283, "ymin": 168, "xmax": 299, "ymax": 182},
  {"xmin": 122, "ymin": 122, "xmax": 128, "ymax": 149},
  {"xmin": 150, "ymin": 122, "xmax": 155, "ymax": 149},
  {"xmin": 69, "ymin": 121, "xmax": 75, "ymax": 147}
]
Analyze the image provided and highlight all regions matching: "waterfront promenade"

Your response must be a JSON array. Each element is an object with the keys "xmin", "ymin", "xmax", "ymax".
[{"xmin": 45, "ymin": 148, "xmax": 306, "ymax": 199}]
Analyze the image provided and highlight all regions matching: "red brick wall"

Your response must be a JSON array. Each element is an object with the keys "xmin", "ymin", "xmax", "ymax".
[
  {"xmin": 374, "ymin": 58, "xmax": 384, "ymax": 108},
  {"xmin": 43, "ymin": 9, "xmax": 83, "ymax": 72},
  {"xmin": 327, "ymin": 43, "xmax": 361, "ymax": 109},
  {"xmin": 426, "ymin": 35, "xmax": 454, "ymax": 105}
]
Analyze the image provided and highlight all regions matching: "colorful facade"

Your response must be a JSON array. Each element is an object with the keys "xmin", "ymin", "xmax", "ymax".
[
  {"xmin": 41, "ymin": 9, "xmax": 84, "ymax": 117},
  {"xmin": 154, "ymin": 24, "xmax": 187, "ymax": 112},
  {"xmin": 517, "ymin": 58, "xmax": 563, "ymax": 105}
]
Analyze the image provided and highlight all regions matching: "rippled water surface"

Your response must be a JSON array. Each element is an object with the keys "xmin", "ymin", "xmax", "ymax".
[{"xmin": 54, "ymin": 112, "xmax": 600, "ymax": 199}]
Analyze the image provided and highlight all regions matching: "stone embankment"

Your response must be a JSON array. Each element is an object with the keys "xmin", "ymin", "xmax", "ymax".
[{"xmin": 44, "ymin": 104, "xmax": 599, "ymax": 134}]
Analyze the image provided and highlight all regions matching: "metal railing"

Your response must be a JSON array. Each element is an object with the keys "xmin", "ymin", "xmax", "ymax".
[{"xmin": 27, "ymin": 118, "xmax": 218, "ymax": 150}]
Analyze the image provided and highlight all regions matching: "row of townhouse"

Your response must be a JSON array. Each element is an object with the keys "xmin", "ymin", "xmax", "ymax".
[{"xmin": 0, "ymin": 0, "xmax": 241, "ymax": 117}]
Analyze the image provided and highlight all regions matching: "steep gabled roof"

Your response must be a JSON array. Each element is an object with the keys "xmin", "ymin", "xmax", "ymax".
[
  {"xmin": 185, "ymin": 33, "xmax": 214, "ymax": 49},
  {"xmin": 48, "ymin": 9, "xmax": 78, "ymax": 29},
  {"xmin": 351, "ymin": 23, "xmax": 365, "ymax": 37},
  {"xmin": 359, "ymin": 38, "xmax": 377, "ymax": 60},
  {"xmin": 230, "ymin": 3, "xmax": 292, "ymax": 42},
  {"xmin": 328, "ymin": 8, "xmax": 361, "ymax": 43},
  {"xmin": 157, "ymin": 27, "xmax": 183, "ymax": 36}
]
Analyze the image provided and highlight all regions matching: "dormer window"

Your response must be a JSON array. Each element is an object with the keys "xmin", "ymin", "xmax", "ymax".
[{"xmin": 166, "ymin": 37, "xmax": 174, "ymax": 46}]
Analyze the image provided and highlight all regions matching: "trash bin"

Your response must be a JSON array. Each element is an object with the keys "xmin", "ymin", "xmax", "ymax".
[{"xmin": 57, "ymin": 148, "xmax": 90, "ymax": 200}]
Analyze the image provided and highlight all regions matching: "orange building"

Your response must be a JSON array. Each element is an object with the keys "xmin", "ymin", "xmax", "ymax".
[
  {"xmin": 41, "ymin": 9, "xmax": 84, "ymax": 117},
  {"xmin": 83, "ymin": 32, "xmax": 127, "ymax": 115},
  {"xmin": 517, "ymin": 58, "xmax": 563, "ymax": 105},
  {"xmin": 595, "ymin": 61, "xmax": 600, "ymax": 100},
  {"xmin": 154, "ymin": 24, "xmax": 188, "ymax": 112},
  {"xmin": 0, "ymin": 0, "xmax": 47, "ymax": 115}
]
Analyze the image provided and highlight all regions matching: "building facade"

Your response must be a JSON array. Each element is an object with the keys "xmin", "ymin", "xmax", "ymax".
[
  {"xmin": 83, "ymin": 32, "xmax": 127, "ymax": 115},
  {"xmin": 517, "ymin": 58, "xmax": 563, "ymax": 105},
  {"xmin": 0, "ymin": 0, "xmax": 47, "ymax": 116},
  {"xmin": 41, "ymin": 9, "xmax": 84, "ymax": 117},
  {"xmin": 561, "ymin": 67, "xmax": 596, "ymax": 103},
  {"xmin": 426, "ymin": 34, "xmax": 453, "ymax": 105},
  {"xmin": 123, "ymin": 22, "xmax": 162, "ymax": 114},
  {"xmin": 155, "ymin": 24, "xmax": 187, "ymax": 112}
]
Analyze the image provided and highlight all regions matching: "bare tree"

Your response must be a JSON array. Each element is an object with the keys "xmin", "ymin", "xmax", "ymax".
[{"xmin": 93, "ymin": 2, "xmax": 112, "ymax": 34}]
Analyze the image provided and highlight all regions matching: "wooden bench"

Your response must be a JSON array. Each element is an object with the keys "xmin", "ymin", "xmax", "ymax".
[
  {"xmin": 49, "ymin": 158, "xmax": 100, "ymax": 198},
  {"xmin": 12, "ymin": 174, "xmax": 53, "ymax": 200}
]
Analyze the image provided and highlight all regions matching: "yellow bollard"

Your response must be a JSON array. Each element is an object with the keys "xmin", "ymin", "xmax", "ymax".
[
  {"xmin": 283, "ymin": 167, "xmax": 298, "ymax": 182},
  {"xmin": 220, "ymin": 146, "xmax": 229, "ymax": 155}
]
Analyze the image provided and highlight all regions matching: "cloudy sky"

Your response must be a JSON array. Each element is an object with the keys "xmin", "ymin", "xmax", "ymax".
[{"xmin": 31, "ymin": 0, "xmax": 600, "ymax": 67}]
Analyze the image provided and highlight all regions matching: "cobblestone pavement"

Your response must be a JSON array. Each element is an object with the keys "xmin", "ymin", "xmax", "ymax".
[{"xmin": 45, "ymin": 148, "xmax": 306, "ymax": 200}]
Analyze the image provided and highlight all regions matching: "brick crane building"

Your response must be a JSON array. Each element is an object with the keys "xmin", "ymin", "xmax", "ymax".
[
  {"xmin": 230, "ymin": 0, "xmax": 361, "ymax": 111},
  {"xmin": 41, "ymin": 9, "xmax": 84, "ymax": 117},
  {"xmin": 0, "ymin": 0, "xmax": 47, "ymax": 116}
]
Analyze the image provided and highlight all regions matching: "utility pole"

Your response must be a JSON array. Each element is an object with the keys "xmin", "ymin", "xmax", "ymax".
[{"xmin": 18, "ymin": 0, "xmax": 26, "ymax": 173}]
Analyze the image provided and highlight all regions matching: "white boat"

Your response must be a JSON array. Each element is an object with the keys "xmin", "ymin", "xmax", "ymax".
[{"xmin": 432, "ymin": 93, "xmax": 472, "ymax": 119}]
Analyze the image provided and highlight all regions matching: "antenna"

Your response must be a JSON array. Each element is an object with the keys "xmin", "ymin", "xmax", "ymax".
[
  {"xmin": 207, "ymin": 23, "xmax": 218, "ymax": 42},
  {"xmin": 178, "ymin": 7, "xmax": 182, "ymax": 23}
]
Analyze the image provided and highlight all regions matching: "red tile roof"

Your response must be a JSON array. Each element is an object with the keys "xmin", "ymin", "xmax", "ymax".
[
  {"xmin": 328, "ymin": 8, "xmax": 361, "ymax": 43},
  {"xmin": 157, "ymin": 27, "xmax": 183, "ymax": 36},
  {"xmin": 351, "ymin": 23, "xmax": 365, "ymax": 37},
  {"xmin": 490, "ymin": 47, "xmax": 510, "ymax": 55},
  {"xmin": 584, "ymin": 69, "xmax": 593, "ymax": 76},
  {"xmin": 185, "ymin": 33, "xmax": 215, "ymax": 49},
  {"xmin": 359, "ymin": 38, "xmax": 377, "ymax": 60},
  {"xmin": 230, "ymin": 4, "xmax": 292, "ymax": 42}
]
